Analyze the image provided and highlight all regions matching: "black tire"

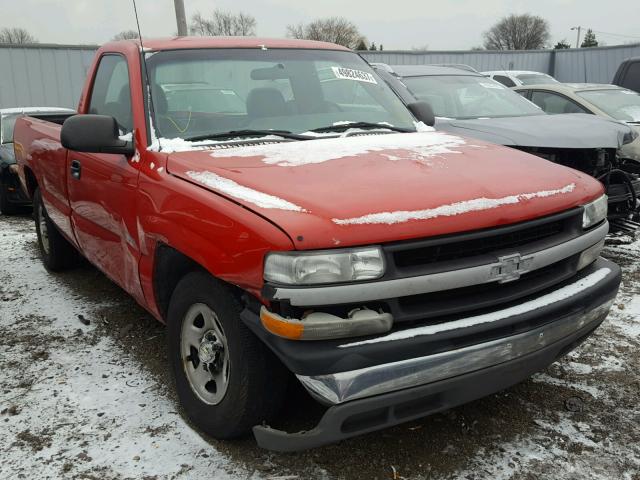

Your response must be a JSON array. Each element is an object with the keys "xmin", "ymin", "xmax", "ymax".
[
  {"xmin": 33, "ymin": 188, "xmax": 78, "ymax": 271},
  {"xmin": 0, "ymin": 181, "xmax": 18, "ymax": 215},
  {"xmin": 167, "ymin": 271, "xmax": 288, "ymax": 439}
]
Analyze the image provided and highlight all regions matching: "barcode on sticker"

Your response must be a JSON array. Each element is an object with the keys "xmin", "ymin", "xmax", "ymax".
[{"xmin": 331, "ymin": 67, "xmax": 377, "ymax": 84}]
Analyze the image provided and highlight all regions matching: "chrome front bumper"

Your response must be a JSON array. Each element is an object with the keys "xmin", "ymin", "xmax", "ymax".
[{"xmin": 297, "ymin": 294, "xmax": 614, "ymax": 405}]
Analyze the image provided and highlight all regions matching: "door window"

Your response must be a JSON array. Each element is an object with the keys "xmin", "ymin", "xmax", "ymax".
[
  {"xmin": 530, "ymin": 91, "xmax": 588, "ymax": 114},
  {"xmin": 493, "ymin": 75, "xmax": 516, "ymax": 87},
  {"xmin": 88, "ymin": 55, "xmax": 133, "ymax": 133},
  {"xmin": 622, "ymin": 62, "xmax": 640, "ymax": 92}
]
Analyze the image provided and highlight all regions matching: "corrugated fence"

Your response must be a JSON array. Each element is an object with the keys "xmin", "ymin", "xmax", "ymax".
[
  {"xmin": 1, "ymin": 42, "xmax": 639, "ymax": 109},
  {"xmin": 360, "ymin": 43, "xmax": 640, "ymax": 83},
  {"xmin": 0, "ymin": 43, "xmax": 97, "ymax": 110}
]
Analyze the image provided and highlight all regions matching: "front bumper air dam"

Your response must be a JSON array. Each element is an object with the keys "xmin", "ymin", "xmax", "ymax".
[{"xmin": 247, "ymin": 259, "xmax": 620, "ymax": 451}]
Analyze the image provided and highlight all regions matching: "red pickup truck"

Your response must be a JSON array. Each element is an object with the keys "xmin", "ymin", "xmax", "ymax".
[{"xmin": 14, "ymin": 37, "xmax": 620, "ymax": 451}]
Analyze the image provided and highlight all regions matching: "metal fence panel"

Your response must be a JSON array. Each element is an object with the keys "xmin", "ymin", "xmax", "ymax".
[
  {"xmin": 0, "ymin": 44, "xmax": 96, "ymax": 109},
  {"xmin": 1, "ymin": 42, "xmax": 640, "ymax": 109},
  {"xmin": 361, "ymin": 43, "xmax": 640, "ymax": 83}
]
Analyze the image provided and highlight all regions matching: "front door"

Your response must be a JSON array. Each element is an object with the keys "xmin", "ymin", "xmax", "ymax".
[{"xmin": 66, "ymin": 54, "xmax": 145, "ymax": 302}]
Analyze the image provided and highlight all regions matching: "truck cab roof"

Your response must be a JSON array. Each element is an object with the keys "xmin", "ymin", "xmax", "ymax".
[{"xmin": 104, "ymin": 36, "xmax": 350, "ymax": 52}]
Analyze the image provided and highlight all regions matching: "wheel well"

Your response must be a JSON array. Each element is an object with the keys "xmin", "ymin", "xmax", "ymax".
[
  {"xmin": 23, "ymin": 167, "xmax": 38, "ymax": 198},
  {"xmin": 153, "ymin": 244, "xmax": 245, "ymax": 321},
  {"xmin": 153, "ymin": 244, "xmax": 206, "ymax": 321}
]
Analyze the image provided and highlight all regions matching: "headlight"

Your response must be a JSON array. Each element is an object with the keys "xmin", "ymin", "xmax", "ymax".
[
  {"xmin": 264, "ymin": 247, "xmax": 385, "ymax": 285},
  {"xmin": 622, "ymin": 128, "xmax": 639, "ymax": 145},
  {"xmin": 582, "ymin": 195, "xmax": 607, "ymax": 229}
]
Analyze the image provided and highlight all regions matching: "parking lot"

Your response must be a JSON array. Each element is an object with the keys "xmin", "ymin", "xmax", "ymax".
[{"xmin": 1, "ymin": 211, "xmax": 639, "ymax": 479}]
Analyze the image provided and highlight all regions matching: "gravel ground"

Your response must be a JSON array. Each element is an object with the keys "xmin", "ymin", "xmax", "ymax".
[{"xmin": 1, "ymin": 211, "xmax": 639, "ymax": 480}]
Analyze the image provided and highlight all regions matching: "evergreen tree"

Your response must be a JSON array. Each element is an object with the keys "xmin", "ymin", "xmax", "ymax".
[
  {"xmin": 581, "ymin": 29, "xmax": 598, "ymax": 48},
  {"xmin": 554, "ymin": 39, "xmax": 571, "ymax": 49},
  {"xmin": 355, "ymin": 38, "xmax": 367, "ymax": 50},
  {"xmin": 369, "ymin": 42, "xmax": 377, "ymax": 50}
]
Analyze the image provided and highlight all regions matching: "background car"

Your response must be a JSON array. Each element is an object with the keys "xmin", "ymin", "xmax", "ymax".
[
  {"xmin": 483, "ymin": 70, "xmax": 559, "ymax": 88},
  {"xmin": 0, "ymin": 107, "xmax": 75, "ymax": 214},
  {"xmin": 614, "ymin": 56, "xmax": 640, "ymax": 93},
  {"xmin": 514, "ymin": 83, "xmax": 640, "ymax": 162},
  {"xmin": 372, "ymin": 64, "xmax": 640, "ymax": 232}
]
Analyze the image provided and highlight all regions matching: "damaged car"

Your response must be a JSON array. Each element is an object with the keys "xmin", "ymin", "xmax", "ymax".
[
  {"xmin": 372, "ymin": 64, "xmax": 640, "ymax": 233},
  {"xmin": 1, "ymin": 107, "xmax": 75, "ymax": 214},
  {"xmin": 513, "ymin": 82, "xmax": 640, "ymax": 162}
]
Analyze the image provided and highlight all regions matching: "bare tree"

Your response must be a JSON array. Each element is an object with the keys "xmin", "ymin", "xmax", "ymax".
[
  {"xmin": 482, "ymin": 14, "xmax": 550, "ymax": 50},
  {"xmin": 190, "ymin": 10, "xmax": 256, "ymax": 36},
  {"xmin": 0, "ymin": 27, "xmax": 37, "ymax": 44},
  {"xmin": 112, "ymin": 30, "xmax": 140, "ymax": 41},
  {"xmin": 286, "ymin": 17, "xmax": 366, "ymax": 50}
]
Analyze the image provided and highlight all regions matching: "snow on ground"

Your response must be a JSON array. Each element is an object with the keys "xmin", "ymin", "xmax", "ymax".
[
  {"xmin": 1, "ymin": 213, "xmax": 639, "ymax": 480},
  {"xmin": 0, "ymin": 222, "xmax": 263, "ymax": 479},
  {"xmin": 451, "ymin": 238, "xmax": 640, "ymax": 480}
]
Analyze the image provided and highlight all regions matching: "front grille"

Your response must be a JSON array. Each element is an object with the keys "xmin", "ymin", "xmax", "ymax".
[
  {"xmin": 375, "ymin": 208, "xmax": 584, "ymax": 322},
  {"xmin": 275, "ymin": 208, "xmax": 587, "ymax": 328},
  {"xmin": 393, "ymin": 219, "xmax": 564, "ymax": 267},
  {"xmin": 391, "ymin": 255, "xmax": 577, "ymax": 323}
]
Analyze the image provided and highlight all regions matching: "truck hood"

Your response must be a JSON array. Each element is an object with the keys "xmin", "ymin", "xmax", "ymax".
[
  {"xmin": 436, "ymin": 113, "xmax": 633, "ymax": 149},
  {"xmin": 167, "ymin": 132, "xmax": 602, "ymax": 250}
]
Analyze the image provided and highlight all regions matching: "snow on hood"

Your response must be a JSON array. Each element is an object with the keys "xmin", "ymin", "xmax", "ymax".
[
  {"xmin": 147, "ymin": 135, "xmax": 287, "ymax": 153},
  {"xmin": 209, "ymin": 131, "xmax": 467, "ymax": 167},
  {"xmin": 168, "ymin": 131, "xmax": 603, "ymax": 249},
  {"xmin": 186, "ymin": 170, "xmax": 305, "ymax": 211},
  {"xmin": 332, "ymin": 183, "xmax": 576, "ymax": 225}
]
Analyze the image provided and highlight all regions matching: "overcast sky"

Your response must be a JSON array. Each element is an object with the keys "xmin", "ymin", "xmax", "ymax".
[{"xmin": 1, "ymin": 0, "xmax": 639, "ymax": 50}]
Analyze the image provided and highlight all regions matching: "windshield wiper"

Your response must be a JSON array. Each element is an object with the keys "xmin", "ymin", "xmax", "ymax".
[
  {"xmin": 185, "ymin": 129, "xmax": 311, "ymax": 142},
  {"xmin": 309, "ymin": 122, "xmax": 412, "ymax": 133}
]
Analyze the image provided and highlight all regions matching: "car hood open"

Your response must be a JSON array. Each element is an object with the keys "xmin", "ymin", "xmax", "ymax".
[
  {"xmin": 167, "ymin": 131, "xmax": 602, "ymax": 250},
  {"xmin": 436, "ymin": 113, "xmax": 633, "ymax": 149}
]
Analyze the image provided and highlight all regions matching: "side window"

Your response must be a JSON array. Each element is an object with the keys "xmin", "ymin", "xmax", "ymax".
[
  {"xmin": 623, "ymin": 62, "xmax": 640, "ymax": 93},
  {"xmin": 88, "ymin": 55, "xmax": 133, "ymax": 133},
  {"xmin": 530, "ymin": 91, "xmax": 588, "ymax": 114},
  {"xmin": 516, "ymin": 89, "xmax": 530, "ymax": 98},
  {"xmin": 493, "ymin": 75, "xmax": 516, "ymax": 87}
]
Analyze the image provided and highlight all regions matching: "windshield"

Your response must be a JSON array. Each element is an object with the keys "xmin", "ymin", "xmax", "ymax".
[
  {"xmin": 401, "ymin": 75, "xmax": 543, "ymax": 119},
  {"xmin": 145, "ymin": 48, "xmax": 416, "ymax": 140},
  {"xmin": 516, "ymin": 74, "xmax": 558, "ymax": 85},
  {"xmin": 0, "ymin": 114, "xmax": 18, "ymax": 144},
  {"xmin": 577, "ymin": 89, "xmax": 640, "ymax": 122}
]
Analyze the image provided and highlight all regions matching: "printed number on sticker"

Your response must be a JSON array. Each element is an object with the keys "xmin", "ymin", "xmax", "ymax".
[{"xmin": 332, "ymin": 67, "xmax": 378, "ymax": 84}]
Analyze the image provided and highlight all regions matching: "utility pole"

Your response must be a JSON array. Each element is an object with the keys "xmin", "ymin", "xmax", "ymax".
[
  {"xmin": 571, "ymin": 26, "xmax": 582, "ymax": 48},
  {"xmin": 174, "ymin": 0, "xmax": 188, "ymax": 36}
]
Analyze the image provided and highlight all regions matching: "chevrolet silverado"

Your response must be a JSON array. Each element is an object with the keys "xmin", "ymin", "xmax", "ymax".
[{"xmin": 14, "ymin": 37, "xmax": 621, "ymax": 451}]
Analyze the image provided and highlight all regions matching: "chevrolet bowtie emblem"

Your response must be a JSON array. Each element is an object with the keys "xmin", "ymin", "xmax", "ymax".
[{"xmin": 490, "ymin": 253, "xmax": 534, "ymax": 283}]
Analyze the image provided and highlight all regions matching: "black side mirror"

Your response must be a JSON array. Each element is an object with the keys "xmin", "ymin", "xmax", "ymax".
[
  {"xmin": 407, "ymin": 101, "xmax": 435, "ymax": 127},
  {"xmin": 61, "ymin": 114, "xmax": 134, "ymax": 155}
]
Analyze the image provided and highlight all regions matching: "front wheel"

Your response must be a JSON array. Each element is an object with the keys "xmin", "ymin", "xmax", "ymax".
[
  {"xmin": 33, "ymin": 188, "xmax": 78, "ymax": 271},
  {"xmin": 167, "ymin": 271, "xmax": 288, "ymax": 439}
]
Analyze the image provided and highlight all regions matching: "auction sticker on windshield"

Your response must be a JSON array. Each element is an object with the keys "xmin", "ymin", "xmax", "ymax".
[
  {"xmin": 332, "ymin": 67, "xmax": 378, "ymax": 84},
  {"xmin": 479, "ymin": 82, "xmax": 505, "ymax": 89}
]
